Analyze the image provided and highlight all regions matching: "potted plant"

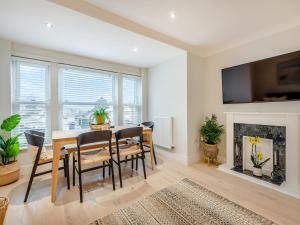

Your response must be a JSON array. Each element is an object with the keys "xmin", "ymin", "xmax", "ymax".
[
  {"xmin": 93, "ymin": 107, "xmax": 109, "ymax": 125},
  {"xmin": 249, "ymin": 136, "xmax": 270, "ymax": 177},
  {"xmin": 0, "ymin": 114, "xmax": 21, "ymax": 186},
  {"xmin": 200, "ymin": 114, "xmax": 224, "ymax": 165}
]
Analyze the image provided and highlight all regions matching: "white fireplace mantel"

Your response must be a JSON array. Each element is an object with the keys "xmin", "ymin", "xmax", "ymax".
[{"xmin": 219, "ymin": 112, "xmax": 300, "ymax": 199}]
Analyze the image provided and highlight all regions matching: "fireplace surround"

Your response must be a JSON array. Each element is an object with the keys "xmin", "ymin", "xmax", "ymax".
[{"xmin": 220, "ymin": 112, "xmax": 300, "ymax": 198}]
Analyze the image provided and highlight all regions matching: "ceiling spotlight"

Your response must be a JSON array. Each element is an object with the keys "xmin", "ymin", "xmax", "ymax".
[
  {"xmin": 46, "ymin": 22, "xmax": 53, "ymax": 29},
  {"xmin": 170, "ymin": 11, "xmax": 176, "ymax": 19},
  {"xmin": 133, "ymin": 47, "xmax": 138, "ymax": 53}
]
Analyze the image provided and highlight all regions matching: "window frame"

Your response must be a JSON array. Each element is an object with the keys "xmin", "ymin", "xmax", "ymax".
[
  {"xmin": 58, "ymin": 65, "xmax": 118, "ymax": 130},
  {"xmin": 11, "ymin": 57, "xmax": 52, "ymax": 145},
  {"xmin": 121, "ymin": 74, "xmax": 142, "ymax": 125},
  {"xmin": 10, "ymin": 56, "xmax": 144, "ymax": 144}
]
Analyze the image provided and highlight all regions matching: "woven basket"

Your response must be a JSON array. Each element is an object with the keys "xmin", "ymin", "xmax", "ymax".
[
  {"xmin": 0, "ymin": 197, "xmax": 8, "ymax": 225},
  {"xmin": 89, "ymin": 123, "xmax": 110, "ymax": 130}
]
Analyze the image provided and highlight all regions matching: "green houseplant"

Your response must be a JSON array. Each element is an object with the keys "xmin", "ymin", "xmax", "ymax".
[
  {"xmin": 93, "ymin": 107, "xmax": 109, "ymax": 125},
  {"xmin": 200, "ymin": 114, "xmax": 224, "ymax": 165},
  {"xmin": 0, "ymin": 114, "xmax": 22, "ymax": 186}
]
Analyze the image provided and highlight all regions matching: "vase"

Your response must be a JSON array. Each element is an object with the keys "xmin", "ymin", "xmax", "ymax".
[
  {"xmin": 253, "ymin": 167, "xmax": 262, "ymax": 177},
  {"xmin": 0, "ymin": 161, "xmax": 20, "ymax": 186},
  {"xmin": 95, "ymin": 115, "xmax": 105, "ymax": 125}
]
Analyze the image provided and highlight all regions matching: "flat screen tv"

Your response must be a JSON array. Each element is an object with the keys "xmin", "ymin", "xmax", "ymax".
[{"xmin": 222, "ymin": 50, "xmax": 300, "ymax": 104}]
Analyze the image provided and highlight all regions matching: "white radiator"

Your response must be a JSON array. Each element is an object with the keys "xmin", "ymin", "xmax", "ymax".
[{"xmin": 153, "ymin": 116, "xmax": 174, "ymax": 149}]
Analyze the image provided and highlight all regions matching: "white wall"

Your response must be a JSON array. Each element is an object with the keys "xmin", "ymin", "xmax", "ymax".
[
  {"xmin": 0, "ymin": 38, "xmax": 11, "ymax": 122},
  {"xmin": 148, "ymin": 53, "xmax": 188, "ymax": 164},
  {"xmin": 203, "ymin": 26, "xmax": 300, "ymax": 161},
  {"xmin": 187, "ymin": 53, "xmax": 205, "ymax": 164}
]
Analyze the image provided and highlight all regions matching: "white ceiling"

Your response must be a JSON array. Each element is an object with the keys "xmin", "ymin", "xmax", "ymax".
[
  {"xmin": 0, "ymin": 0, "xmax": 184, "ymax": 67},
  {"xmin": 86, "ymin": 0, "xmax": 300, "ymax": 54}
]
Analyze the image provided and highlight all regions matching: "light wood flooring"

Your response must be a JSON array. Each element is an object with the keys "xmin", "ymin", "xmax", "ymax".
[{"xmin": 1, "ymin": 151, "xmax": 300, "ymax": 225}]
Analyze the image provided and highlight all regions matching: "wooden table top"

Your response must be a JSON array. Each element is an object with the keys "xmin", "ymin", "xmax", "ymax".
[{"xmin": 52, "ymin": 126, "xmax": 151, "ymax": 141}]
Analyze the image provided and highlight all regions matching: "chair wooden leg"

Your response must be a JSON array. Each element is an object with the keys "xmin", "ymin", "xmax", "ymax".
[
  {"xmin": 131, "ymin": 155, "xmax": 134, "ymax": 170},
  {"xmin": 73, "ymin": 155, "xmax": 76, "ymax": 186},
  {"xmin": 152, "ymin": 143, "xmax": 157, "ymax": 165},
  {"xmin": 78, "ymin": 171, "xmax": 83, "ymax": 203},
  {"xmin": 63, "ymin": 158, "xmax": 67, "ymax": 177},
  {"xmin": 24, "ymin": 160, "xmax": 39, "ymax": 202},
  {"xmin": 65, "ymin": 155, "xmax": 70, "ymax": 190},
  {"xmin": 136, "ymin": 154, "xmax": 138, "ymax": 171},
  {"xmin": 110, "ymin": 159, "xmax": 115, "ymax": 191},
  {"xmin": 108, "ymin": 163, "xmax": 111, "ymax": 176},
  {"xmin": 117, "ymin": 159, "xmax": 123, "ymax": 188},
  {"xmin": 103, "ymin": 161, "xmax": 105, "ymax": 178},
  {"xmin": 141, "ymin": 154, "xmax": 147, "ymax": 180},
  {"xmin": 125, "ymin": 156, "xmax": 128, "ymax": 164}
]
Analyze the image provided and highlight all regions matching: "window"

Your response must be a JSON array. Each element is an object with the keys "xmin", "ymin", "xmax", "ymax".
[
  {"xmin": 122, "ymin": 75, "xmax": 142, "ymax": 125},
  {"xmin": 12, "ymin": 59, "xmax": 51, "ymax": 145},
  {"xmin": 59, "ymin": 67, "xmax": 116, "ymax": 130}
]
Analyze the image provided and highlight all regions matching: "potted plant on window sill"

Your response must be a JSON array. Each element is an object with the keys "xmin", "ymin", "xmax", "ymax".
[
  {"xmin": 200, "ymin": 114, "xmax": 224, "ymax": 165},
  {"xmin": 0, "ymin": 114, "xmax": 21, "ymax": 186}
]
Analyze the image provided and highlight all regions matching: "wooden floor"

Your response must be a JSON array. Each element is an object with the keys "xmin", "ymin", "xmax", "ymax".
[{"xmin": 1, "ymin": 152, "xmax": 300, "ymax": 225}]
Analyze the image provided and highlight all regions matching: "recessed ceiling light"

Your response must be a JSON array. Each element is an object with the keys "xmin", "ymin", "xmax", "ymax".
[
  {"xmin": 133, "ymin": 47, "xmax": 138, "ymax": 53},
  {"xmin": 170, "ymin": 11, "xmax": 176, "ymax": 19},
  {"xmin": 46, "ymin": 22, "xmax": 53, "ymax": 29}
]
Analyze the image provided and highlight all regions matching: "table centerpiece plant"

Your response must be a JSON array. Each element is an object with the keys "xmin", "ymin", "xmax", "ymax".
[
  {"xmin": 93, "ymin": 107, "xmax": 109, "ymax": 125},
  {"xmin": 249, "ymin": 136, "xmax": 270, "ymax": 177},
  {"xmin": 200, "ymin": 114, "xmax": 224, "ymax": 165},
  {"xmin": 0, "ymin": 114, "xmax": 22, "ymax": 186}
]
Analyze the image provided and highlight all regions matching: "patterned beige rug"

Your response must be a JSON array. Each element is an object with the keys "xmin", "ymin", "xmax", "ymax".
[{"xmin": 90, "ymin": 178, "xmax": 276, "ymax": 225}]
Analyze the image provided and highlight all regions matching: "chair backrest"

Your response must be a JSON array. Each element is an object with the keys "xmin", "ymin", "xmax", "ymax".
[
  {"xmin": 115, "ymin": 127, "xmax": 143, "ymax": 140},
  {"xmin": 27, "ymin": 130, "xmax": 45, "ymax": 138},
  {"xmin": 141, "ymin": 121, "xmax": 154, "ymax": 130},
  {"xmin": 77, "ymin": 130, "xmax": 112, "ymax": 146},
  {"xmin": 24, "ymin": 131, "xmax": 44, "ymax": 148}
]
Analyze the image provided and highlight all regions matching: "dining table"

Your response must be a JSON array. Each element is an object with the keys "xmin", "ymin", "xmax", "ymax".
[{"xmin": 50, "ymin": 126, "xmax": 154, "ymax": 203}]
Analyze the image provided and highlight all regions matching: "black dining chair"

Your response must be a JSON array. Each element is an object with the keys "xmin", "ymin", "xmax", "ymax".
[
  {"xmin": 140, "ymin": 121, "xmax": 157, "ymax": 165},
  {"xmin": 24, "ymin": 130, "xmax": 70, "ymax": 202},
  {"xmin": 74, "ymin": 130, "xmax": 115, "ymax": 203},
  {"xmin": 125, "ymin": 121, "xmax": 157, "ymax": 168},
  {"xmin": 114, "ymin": 127, "xmax": 146, "ymax": 188}
]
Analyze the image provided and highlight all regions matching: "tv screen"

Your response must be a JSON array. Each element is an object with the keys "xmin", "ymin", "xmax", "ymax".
[{"xmin": 222, "ymin": 51, "xmax": 300, "ymax": 104}]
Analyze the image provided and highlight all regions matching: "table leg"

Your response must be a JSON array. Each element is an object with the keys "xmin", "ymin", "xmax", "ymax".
[
  {"xmin": 147, "ymin": 131, "xmax": 154, "ymax": 170},
  {"xmin": 51, "ymin": 140, "xmax": 61, "ymax": 203}
]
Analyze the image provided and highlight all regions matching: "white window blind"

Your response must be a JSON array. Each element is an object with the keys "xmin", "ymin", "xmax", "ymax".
[
  {"xmin": 122, "ymin": 75, "xmax": 142, "ymax": 125},
  {"xmin": 59, "ymin": 67, "xmax": 116, "ymax": 130},
  {"xmin": 12, "ymin": 59, "xmax": 51, "ymax": 146}
]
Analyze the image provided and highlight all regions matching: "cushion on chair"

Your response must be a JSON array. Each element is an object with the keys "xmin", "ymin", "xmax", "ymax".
[
  {"xmin": 115, "ymin": 143, "xmax": 142, "ymax": 157},
  {"xmin": 74, "ymin": 149, "xmax": 111, "ymax": 165},
  {"xmin": 28, "ymin": 145, "xmax": 67, "ymax": 164}
]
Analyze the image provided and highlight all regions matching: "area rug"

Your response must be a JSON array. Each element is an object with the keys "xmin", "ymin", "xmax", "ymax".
[{"xmin": 90, "ymin": 178, "xmax": 276, "ymax": 225}]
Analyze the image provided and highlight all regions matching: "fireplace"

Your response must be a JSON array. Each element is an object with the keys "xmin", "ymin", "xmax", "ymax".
[
  {"xmin": 220, "ymin": 112, "xmax": 300, "ymax": 199},
  {"xmin": 232, "ymin": 123, "xmax": 286, "ymax": 185}
]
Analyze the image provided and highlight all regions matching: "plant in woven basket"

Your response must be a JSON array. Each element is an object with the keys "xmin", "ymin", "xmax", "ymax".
[
  {"xmin": 93, "ymin": 107, "xmax": 109, "ymax": 125},
  {"xmin": 200, "ymin": 114, "xmax": 224, "ymax": 165},
  {"xmin": 0, "ymin": 114, "xmax": 21, "ymax": 165},
  {"xmin": 200, "ymin": 114, "xmax": 224, "ymax": 145}
]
